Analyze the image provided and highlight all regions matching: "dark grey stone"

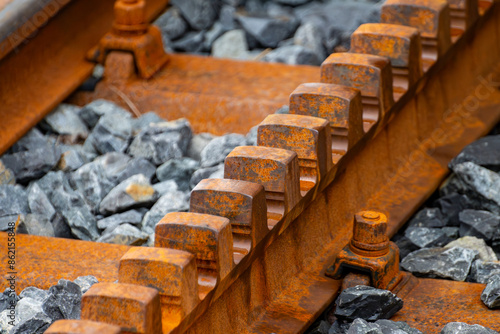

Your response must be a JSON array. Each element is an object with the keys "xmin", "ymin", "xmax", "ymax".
[
  {"xmin": 28, "ymin": 183, "xmax": 55, "ymax": 220},
  {"xmin": 405, "ymin": 227, "xmax": 449, "ymax": 248},
  {"xmin": 171, "ymin": 31, "xmax": 205, "ymax": 53},
  {"xmin": 200, "ymin": 134, "xmax": 246, "ymax": 168},
  {"xmin": 73, "ymin": 276, "xmax": 98, "ymax": 294},
  {"xmin": 459, "ymin": 209, "xmax": 500, "ymax": 241},
  {"xmin": 408, "ymin": 208, "xmax": 447, "ymax": 228},
  {"xmin": 70, "ymin": 162, "xmax": 115, "ymax": 212},
  {"xmin": 442, "ymin": 227, "xmax": 460, "ymax": 239},
  {"xmin": 190, "ymin": 164, "xmax": 224, "ymax": 189},
  {"xmin": 434, "ymin": 193, "xmax": 471, "ymax": 226},
  {"xmin": 236, "ymin": 13, "xmax": 299, "ymax": 48},
  {"xmin": 295, "ymin": 2, "xmax": 380, "ymax": 52},
  {"xmin": 219, "ymin": 4, "xmax": 236, "ymax": 30},
  {"xmin": 141, "ymin": 190, "xmax": 190, "ymax": 234},
  {"xmin": 36, "ymin": 171, "xmax": 99, "ymax": 241},
  {"xmin": 43, "ymin": 104, "xmax": 88, "ymax": 139},
  {"xmin": 262, "ymin": 44, "xmax": 321, "ymax": 65},
  {"xmin": 156, "ymin": 157, "xmax": 200, "ymax": 190},
  {"xmin": 154, "ymin": 7, "xmax": 188, "ymax": 40},
  {"xmin": 132, "ymin": 112, "xmax": 166, "ymax": 135},
  {"xmin": 246, "ymin": 126, "xmax": 259, "ymax": 146},
  {"xmin": 99, "ymin": 174, "xmax": 159, "ymax": 215},
  {"xmin": 471, "ymin": 260, "xmax": 500, "ymax": 284},
  {"xmin": 346, "ymin": 318, "xmax": 383, "ymax": 334},
  {"xmin": 17, "ymin": 214, "xmax": 55, "ymax": 237},
  {"xmin": 439, "ymin": 174, "xmax": 470, "ymax": 198},
  {"xmin": 10, "ymin": 312, "xmax": 51, "ymax": 334},
  {"xmin": 346, "ymin": 319, "xmax": 423, "ymax": 334},
  {"xmin": 1, "ymin": 129, "xmax": 60, "ymax": 184},
  {"xmin": 78, "ymin": 99, "xmax": 131, "ymax": 129},
  {"xmin": 50, "ymin": 213, "xmax": 73, "ymax": 239},
  {"xmin": 393, "ymin": 235, "xmax": 419, "ymax": 260},
  {"xmin": 97, "ymin": 223, "xmax": 149, "ymax": 246},
  {"xmin": 272, "ymin": 0, "xmax": 312, "ymax": 5},
  {"xmin": 0, "ymin": 161, "xmax": 15, "ymax": 186},
  {"xmin": 375, "ymin": 319, "xmax": 423, "ymax": 334},
  {"xmin": 446, "ymin": 236, "xmax": 497, "ymax": 262},
  {"xmin": 19, "ymin": 288, "xmax": 47, "ymax": 303},
  {"xmin": 0, "ymin": 185, "xmax": 28, "ymax": 231},
  {"xmin": 329, "ymin": 320, "xmax": 351, "ymax": 334},
  {"xmin": 453, "ymin": 162, "xmax": 500, "ymax": 208},
  {"xmin": 308, "ymin": 320, "xmax": 330, "ymax": 334},
  {"xmin": 401, "ymin": 247, "xmax": 478, "ymax": 281},
  {"xmin": 0, "ymin": 289, "xmax": 18, "ymax": 314},
  {"xmin": 334, "ymin": 285, "xmax": 403, "ymax": 321},
  {"xmin": 440, "ymin": 322, "xmax": 497, "ymax": 334},
  {"xmin": 187, "ymin": 133, "xmax": 215, "ymax": 161},
  {"xmin": 42, "ymin": 279, "xmax": 82, "ymax": 321},
  {"xmin": 97, "ymin": 209, "xmax": 145, "ymax": 230},
  {"xmin": 84, "ymin": 113, "xmax": 132, "ymax": 155},
  {"xmin": 449, "ymin": 135, "xmax": 500, "ymax": 170},
  {"xmin": 127, "ymin": 119, "xmax": 193, "ymax": 166},
  {"xmin": 93, "ymin": 152, "xmax": 156, "ymax": 184},
  {"xmin": 481, "ymin": 275, "xmax": 500, "ymax": 309},
  {"xmin": 293, "ymin": 22, "xmax": 325, "ymax": 61},
  {"xmin": 170, "ymin": 0, "xmax": 218, "ymax": 30}
]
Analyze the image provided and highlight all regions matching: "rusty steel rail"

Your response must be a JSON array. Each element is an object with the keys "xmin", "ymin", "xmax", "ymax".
[
  {"xmin": 1, "ymin": 0, "xmax": 500, "ymax": 333},
  {"xmin": 0, "ymin": 0, "xmax": 168, "ymax": 156}
]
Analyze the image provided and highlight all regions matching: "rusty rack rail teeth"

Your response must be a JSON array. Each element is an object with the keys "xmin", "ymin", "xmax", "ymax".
[{"xmin": 2, "ymin": 0, "xmax": 500, "ymax": 333}]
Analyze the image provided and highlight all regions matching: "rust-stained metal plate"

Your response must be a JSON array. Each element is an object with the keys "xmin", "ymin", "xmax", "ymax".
[
  {"xmin": 68, "ymin": 54, "xmax": 320, "ymax": 135},
  {"xmin": 393, "ymin": 278, "xmax": 500, "ymax": 333}
]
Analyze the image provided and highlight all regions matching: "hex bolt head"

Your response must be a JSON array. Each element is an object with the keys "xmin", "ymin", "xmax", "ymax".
[{"xmin": 350, "ymin": 211, "xmax": 390, "ymax": 256}]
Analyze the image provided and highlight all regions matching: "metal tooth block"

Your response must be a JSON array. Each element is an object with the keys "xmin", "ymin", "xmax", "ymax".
[
  {"xmin": 257, "ymin": 114, "xmax": 333, "ymax": 188},
  {"xmin": 155, "ymin": 212, "xmax": 234, "ymax": 284},
  {"xmin": 447, "ymin": 0, "xmax": 479, "ymax": 34},
  {"xmin": 289, "ymin": 83, "xmax": 364, "ymax": 161},
  {"xmin": 320, "ymin": 53, "xmax": 394, "ymax": 131},
  {"xmin": 381, "ymin": 0, "xmax": 452, "ymax": 63},
  {"xmin": 81, "ymin": 282, "xmax": 162, "ymax": 334},
  {"xmin": 326, "ymin": 211, "xmax": 402, "ymax": 291},
  {"xmin": 44, "ymin": 320, "xmax": 121, "ymax": 334},
  {"xmin": 119, "ymin": 247, "xmax": 199, "ymax": 324},
  {"xmin": 351, "ymin": 23, "xmax": 423, "ymax": 92},
  {"xmin": 224, "ymin": 146, "xmax": 301, "ymax": 222},
  {"xmin": 190, "ymin": 178, "xmax": 268, "ymax": 254}
]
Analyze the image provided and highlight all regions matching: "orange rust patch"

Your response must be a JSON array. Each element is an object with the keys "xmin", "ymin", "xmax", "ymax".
[{"xmin": 125, "ymin": 183, "xmax": 155, "ymax": 201}]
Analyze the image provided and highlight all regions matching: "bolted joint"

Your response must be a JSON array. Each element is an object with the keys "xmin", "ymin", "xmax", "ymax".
[
  {"xmin": 350, "ymin": 211, "xmax": 390, "ymax": 257},
  {"xmin": 326, "ymin": 210, "xmax": 403, "ymax": 290}
]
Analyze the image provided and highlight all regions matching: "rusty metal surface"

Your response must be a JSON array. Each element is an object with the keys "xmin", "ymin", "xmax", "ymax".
[
  {"xmin": 393, "ymin": 278, "xmax": 500, "ymax": 333},
  {"xmin": 0, "ymin": 233, "xmax": 130, "ymax": 291},
  {"xmin": 0, "ymin": 0, "xmax": 168, "ymax": 156},
  {"xmin": 69, "ymin": 54, "xmax": 320, "ymax": 135},
  {"xmin": 45, "ymin": 319, "xmax": 121, "ymax": 334}
]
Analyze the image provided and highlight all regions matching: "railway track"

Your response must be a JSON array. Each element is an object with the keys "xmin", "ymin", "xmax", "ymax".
[{"xmin": 1, "ymin": 0, "xmax": 500, "ymax": 333}]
